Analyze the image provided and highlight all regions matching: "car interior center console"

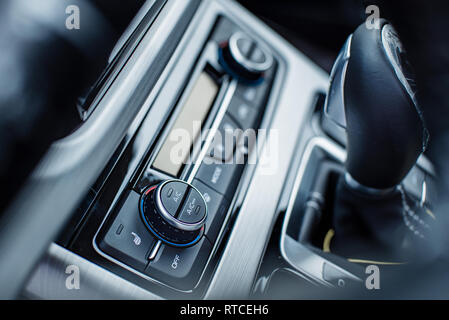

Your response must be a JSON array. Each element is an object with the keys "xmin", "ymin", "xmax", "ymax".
[
  {"xmin": 23, "ymin": 0, "xmax": 295, "ymax": 299},
  {"xmin": 22, "ymin": 0, "xmax": 436, "ymax": 300}
]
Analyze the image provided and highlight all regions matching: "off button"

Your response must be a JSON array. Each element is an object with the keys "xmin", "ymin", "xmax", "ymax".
[{"xmin": 145, "ymin": 238, "xmax": 212, "ymax": 290}]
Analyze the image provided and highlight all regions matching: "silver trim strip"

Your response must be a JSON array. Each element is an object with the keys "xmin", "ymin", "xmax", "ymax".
[
  {"xmin": 280, "ymin": 137, "xmax": 361, "ymax": 285},
  {"xmin": 187, "ymin": 80, "xmax": 237, "ymax": 183},
  {"xmin": 205, "ymin": 0, "xmax": 330, "ymax": 299},
  {"xmin": 148, "ymin": 240, "xmax": 162, "ymax": 261},
  {"xmin": 109, "ymin": 0, "xmax": 158, "ymax": 63},
  {"xmin": 420, "ymin": 180, "xmax": 427, "ymax": 207},
  {"xmin": 344, "ymin": 172, "xmax": 397, "ymax": 196},
  {"xmin": 24, "ymin": 243, "xmax": 161, "ymax": 300}
]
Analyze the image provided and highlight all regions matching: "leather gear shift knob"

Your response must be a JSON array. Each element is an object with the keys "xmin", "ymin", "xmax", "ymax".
[{"xmin": 337, "ymin": 20, "xmax": 428, "ymax": 190}]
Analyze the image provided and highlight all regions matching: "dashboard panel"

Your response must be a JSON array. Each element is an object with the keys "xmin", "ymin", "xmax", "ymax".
[{"xmin": 21, "ymin": 0, "xmax": 330, "ymax": 300}]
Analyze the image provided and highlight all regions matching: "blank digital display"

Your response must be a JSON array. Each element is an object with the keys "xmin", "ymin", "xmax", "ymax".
[{"xmin": 152, "ymin": 72, "xmax": 219, "ymax": 176}]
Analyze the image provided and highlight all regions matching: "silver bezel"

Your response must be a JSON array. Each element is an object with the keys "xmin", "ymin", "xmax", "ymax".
[
  {"xmin": 280, "ymin": 137, "xmax": 361, "ymax": 286},
  {"xmin": 229, "ymin": 31, "xmax": 273, "ymax": 74}
]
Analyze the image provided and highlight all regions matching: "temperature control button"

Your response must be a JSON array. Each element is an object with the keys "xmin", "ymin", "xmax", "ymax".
[
  {"xmin": 140, "ymin": 180, "xmax": 208, "ymax": 247},
  {"xmin": 219, "ymin": 32, "xmax": 273, "ymax": 84}
]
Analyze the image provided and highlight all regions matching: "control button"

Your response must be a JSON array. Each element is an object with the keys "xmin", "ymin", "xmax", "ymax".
[
  {"xmin": 227, "ymin": 95, "xmax": 259, "ymax": 130},
  {"xmin": 178, "ymin": 187, "xmax": 207, "ymax": 224},
  {"xmin": 145, "ymin": 238, "xmax": 212, "ymax": 290},
  {"xmin": 235, "ymin": 81, "xmax": 269, "ymax": 109},
  {"xmin": 98, "ymin": 191, "xmax": 156, "ymax": 271},
  {"xmin": 219, "ymin": 32, "xmax": 273, "ymax": 83},
  {"xmin": 192, "ymin": 179, "xmax": 230, "ymax": 243},
  {"xmin": 196, "ymin": 160, "xmax": 244, "ymax": 196},
  {"xmin": 208, "ymin": 115, "xmax": 241, "ymax": 162},
  {"xmin": 160, "ymin": 181, "xmax": 188, "ymax": 216}
]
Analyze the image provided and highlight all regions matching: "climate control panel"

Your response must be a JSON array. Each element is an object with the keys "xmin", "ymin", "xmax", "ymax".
[{"xmin": 91, "ymin": 16, "xmax": 279, "ymax": 293}]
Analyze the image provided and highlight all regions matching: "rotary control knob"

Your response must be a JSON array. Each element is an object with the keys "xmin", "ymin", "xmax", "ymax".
[
  {"xmin": 219, "ymin": 32, "xmax": 273, "ymax": 84},
  {"xmin": 139, "ymin": 180, "xmax": 207, "ymax": 247}
]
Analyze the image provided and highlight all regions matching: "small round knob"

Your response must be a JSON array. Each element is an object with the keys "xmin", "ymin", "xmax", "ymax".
[
  {"xmin": 139, "ymin": 180, "xmax": 207, "ymax": 247},
  {"xmin": 219, "ymin": 32, "xmax": 273, "ymax": 84}
]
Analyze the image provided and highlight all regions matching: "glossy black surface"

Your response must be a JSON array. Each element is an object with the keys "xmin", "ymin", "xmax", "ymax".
[
  {"xmin": 98, "ymin": 191, "xmax": 156, "ymax": 272},
  {"xmin": 145, "ymin": 237, "xmax": 212, "ymax": 290}
]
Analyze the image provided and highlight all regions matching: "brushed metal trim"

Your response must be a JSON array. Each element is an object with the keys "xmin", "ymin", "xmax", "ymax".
[
  {"xmin": 24, "ymin": 243, "xmax": 161, "ymax": 300},
  {"xmin": 204, "ymin": 0, "xmax": 330, "ymax": 299},
  {"xmin": 15, "ymin": 0, "xmax": 200, "ymax": 300}
]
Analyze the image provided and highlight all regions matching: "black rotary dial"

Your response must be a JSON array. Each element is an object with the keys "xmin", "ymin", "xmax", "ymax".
[{"xmin": 139, "ymin": 180, "xmax": 207, "ymax": 247}]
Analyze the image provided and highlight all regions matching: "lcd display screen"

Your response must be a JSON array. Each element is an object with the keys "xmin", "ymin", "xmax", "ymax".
[{"xmin": 152, "ymin": 72, "xmax": 219, "ymax": 176}]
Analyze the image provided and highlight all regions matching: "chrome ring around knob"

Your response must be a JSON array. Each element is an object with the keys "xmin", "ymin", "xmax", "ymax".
[{"xmin": 228, "ymin": 32, "xmax": 273, "ymax": 75}]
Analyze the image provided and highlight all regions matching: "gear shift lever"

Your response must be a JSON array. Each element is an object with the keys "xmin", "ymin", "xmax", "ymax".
[
  {"xmin": 327, "ymin": 19, "xmax": 428, "ymax": 192},
  {"xmin": 344, "ymin": 20, "xmax": 428, "ymax": 191},
  {"xmin": 326, "ymin": 20, "xmax": 431, "ymax": 261}
]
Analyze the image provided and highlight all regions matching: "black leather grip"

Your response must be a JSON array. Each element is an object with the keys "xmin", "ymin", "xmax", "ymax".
[{"xmin": 344, "ymin": 20, "xmax": 427, "ymax": 189}]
